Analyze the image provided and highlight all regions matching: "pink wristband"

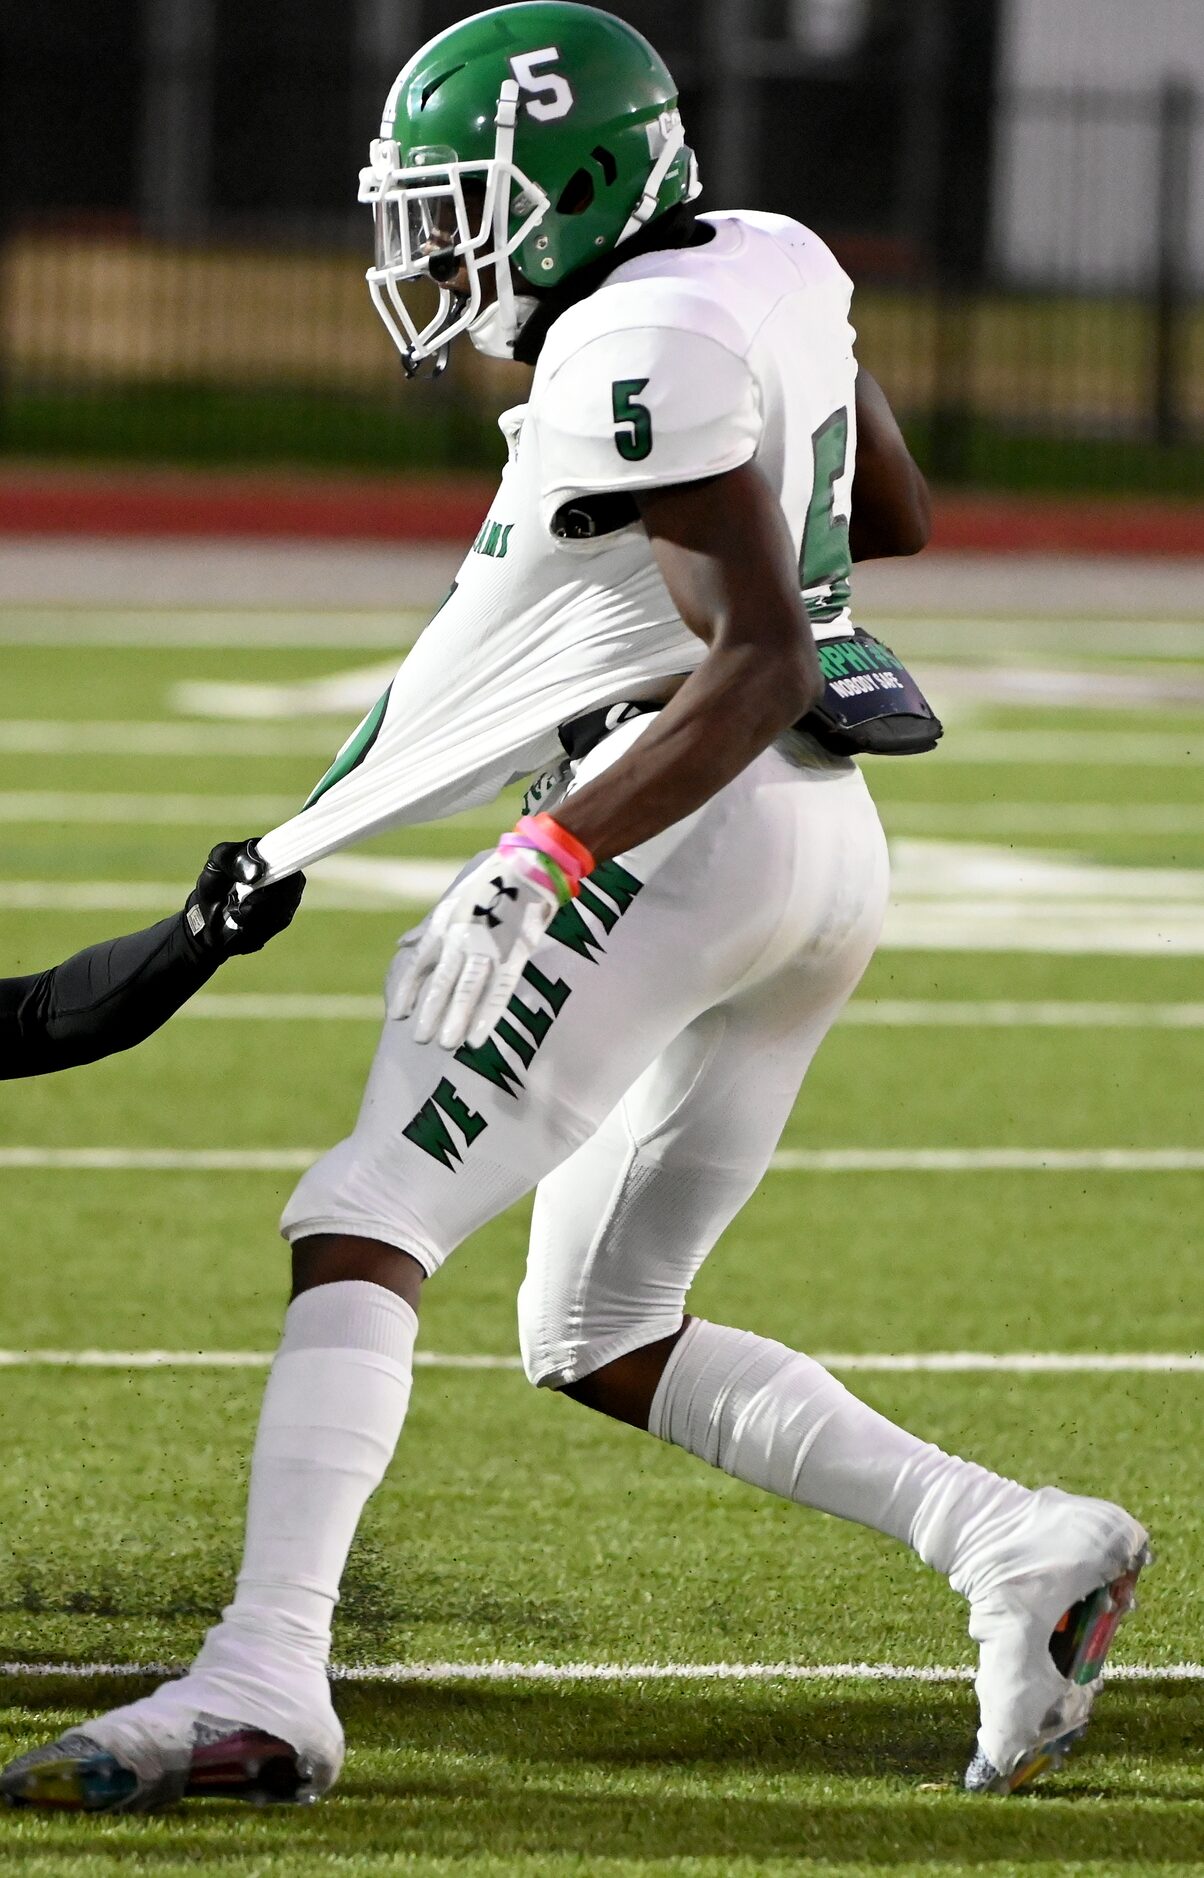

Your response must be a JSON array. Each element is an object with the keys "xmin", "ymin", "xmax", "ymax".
[
  {"xmin": 499, "ymin": 813, "xmax": 595, "ymax": 900},
  {"xmin": 516, "ymin": 814, "xmax": 595, "ymax": 883}
]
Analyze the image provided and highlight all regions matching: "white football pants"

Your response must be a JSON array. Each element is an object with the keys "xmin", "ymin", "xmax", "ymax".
[{"xmin": 281, "ymin": 722, "xmax": 890, "ymax": 1384}]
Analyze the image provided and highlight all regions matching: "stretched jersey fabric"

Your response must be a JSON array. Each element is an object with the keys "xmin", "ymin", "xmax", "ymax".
[
  {"xmin": 256, "ymin": 211, "xmax": 858, "ymax": 881},
  {"xmin": 0, "ymin": 915, "xmax": 218, "ymax": 1080}
]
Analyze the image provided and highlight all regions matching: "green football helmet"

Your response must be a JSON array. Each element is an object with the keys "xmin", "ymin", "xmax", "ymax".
[{"xmin": 358, "ymin": 2, "xmax": 700, "ymax": 374}]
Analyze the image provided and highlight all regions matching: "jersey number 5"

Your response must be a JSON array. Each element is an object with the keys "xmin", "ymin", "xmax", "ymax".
[
  {"xmin": 612, "ymin": 378, "xmax": 652, "ymax": 462},
  {"xmin": 799, "ymin": 407, "xmax": 852, "ymax": 624},
  {"xmin": 509, "ymin": 47, "xmax": 574, "ymax": 121}
]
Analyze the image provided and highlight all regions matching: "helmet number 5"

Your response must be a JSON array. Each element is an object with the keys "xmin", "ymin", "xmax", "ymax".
[
  {"xmin": 509, "ymin": 47, "xmax": 574, "ymax": 122},
  {"xmin": 612, "ymin": 378, "xmax": 652, "ymax": 462}
]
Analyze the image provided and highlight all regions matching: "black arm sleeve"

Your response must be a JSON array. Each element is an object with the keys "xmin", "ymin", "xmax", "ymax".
[{"xmin": 0, "ymin": 913, "xmax": 221, "ymax": 1081}]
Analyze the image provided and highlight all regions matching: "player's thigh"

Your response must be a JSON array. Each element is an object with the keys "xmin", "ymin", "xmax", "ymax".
[
  {"xmin": 520, "ymin": 935, "xmax": 876, "ymax": 1388},
  {"xmin": 285, "ymin": 733, "xmax": 885, "ymax": 1280},
  {"xmin": 280, "ymin": 813, "xmax": 781, "ymax": 1273}
]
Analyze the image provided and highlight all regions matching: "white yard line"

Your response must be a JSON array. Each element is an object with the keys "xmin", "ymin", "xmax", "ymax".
[
  {"xmin": 7, "ymin": 884, "xmax": 1204, "ymax": 954},
  {"xmin": 0, "ymin": 721, "xmax": 338, "ymax": 756},
  {"xmin": 0, "ymin": 610, "xmax": 424, "ymax": 649},
  {"xmin": 770, "ymin": 1148, "xmax": 1204, "ymax": 1171},
  {"xmin": 0, "ymin": 1349, "xmax": 521, "ymax": 1371},
  {"xmin": 3, "ymin": 1146, "xmax": 1203, "ymax": 1174},
  {"xmin": 0, "ymin": 1148, "xmax": 319, "ymax": 1170},
  {"xmin": 3, "ymin": 607, "xmax": 1204, "ymax": 655},
  {"xmin": 0, "ymin": 720, "xmax": 1199, "ymax": 764},
  {"xmin": 0, "ymin": 876, "xmax": 438, "ymax": 912},
  {"xmin": 10, "ymin": 834, "xmax": 1204, "ymax": 954},
  {"xmin": 0, "ymin": 792, "xmax": 301, "ymax": 824},
  {"xmin": 0, "ymin": 1657, "xmax": 1198, "ymax": 1683},
  {"xmin": 881, "ymin": 732, "xmax": 1199, "ymax": 764},
  {"xmin": 189, "ymin": 994, "xmax": 386, "ymax": 1019},
  {"xmin": 883, "ymin": 802, "xmax": 1204, "ymax": 836},
  {"xmin": 0, "ymin": 792, "xmax": 506, "ymax": 837},
  {"xmin": 0, "ymin": 1350, "xmax": 1198, "ymax": 1373},
  {"xmin": 839, "ymin": 1001, "xmax": 1204, "ymax": 1028},
  {"xmin": 5, "ymin": 793, "xmax": 1204, "ymax": 839},
  {"xmin": 179, "ymin": 994, "xmax": 1204, "ymax": 1028}
]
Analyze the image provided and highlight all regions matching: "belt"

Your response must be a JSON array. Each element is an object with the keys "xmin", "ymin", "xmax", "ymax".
[{"xmin": 557, "ymin": 699, "xmax": 664, "ymax": 764}]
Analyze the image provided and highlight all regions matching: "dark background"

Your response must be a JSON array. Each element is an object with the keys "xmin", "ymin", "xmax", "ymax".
[{"xmin": 1, "ymin": 0, "xmax": 1200, "ymax": 491}]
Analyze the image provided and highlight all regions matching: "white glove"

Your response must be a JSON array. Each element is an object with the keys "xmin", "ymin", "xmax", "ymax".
[{"xmin": 388, "ymin": 848, "xmax": 563, "ymax": 1051}]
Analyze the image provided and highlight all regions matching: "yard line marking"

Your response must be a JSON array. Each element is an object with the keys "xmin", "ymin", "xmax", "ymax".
[
  {"xmin": 840, "ymin": 1001, "xmax": 1204, "ymax": 1028},
  {"xmin": 0, "ymin": 610, "xmax": 426, "ymax": 649},
  {"xmin": 5, "ymin": 611, "xmax": 1203, "ymax": 656},
  {"xmin": 0, "ymin": 721, "xmax": 1198, "ymax": 765},
  {"xmin": 4, "ymin": 1148, "xmax": 1203, "ymax": 1174},
  {"xmin": 1, "ymin": 1659, "xmax": 1200, "ymax": 1684},
  {"xmin": 7, "ymin": 840, "xmax": 1204, "ymax": 960},
  {"xmin": 0, "ymin": 857, "xmax": 454, "ymax": 913},
  {"xmin": 0, "ymin": 721, "xmax": 340, "ymax": 756},
  {"xmin": 771, "ymin": 1148, "xmax": 1204, "ymax": 1171},
  {"xmin": 0, "ymin": 1350, "xmax": 1198, "ymax": 1373},
  {"xmin": 182, "ymin": 661, "xmax": 1204, "ymax": 724},
  {"xmin": 878, "ymin": 731, "xmax": 1198, "ymax": 765},
  {"xmin": 189, "ymin": 994, "xmax": 386, "ymax": 1020},
  {"xmin": 889, "ymin": 841, "xmax": 1204, "ymax": 904},
  {"xmin": 172, "ymin": 664, "xmax": 398, "ymax": 721},
  {"xmin": 0, "ymin": 1148, "xmax": 320, "ymax": 1171},
  {"xmin": 0, "ymin": 1350, "xmax": 521, "ymax": 1371},
  {"xmin": 4, "ymin": 793, "xmax": 1203, "ymax": 842},
  {"xmin": 25, "ymin": 884, "xmax": 1204, "ymax": 954},
  {"xmin": 883, "ymin": 802, "xmax": 1204, "ymax": 836},
  {"xmin": 880, "ymin": 911, "xmax": 1204, "ymax": 954},
  {"xmin": 869, "ymin": 619, "xmax": 1204, "ymax": 658},
  {"xmin": 0, "ymin": 791, "xmax": 300, "ymax": 824},
  {"xmin": 183, "ymin": 994, "xmax": 1204, "ymax": 1028}
]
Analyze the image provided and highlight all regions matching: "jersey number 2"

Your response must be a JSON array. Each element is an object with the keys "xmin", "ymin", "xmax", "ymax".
[
  {"xmin": 612, "ymin": 378, "xmax": 652, "ymax": 462},
  {"xmin": 799, "ymin": 407, "xmax": 852, "ymax": 624}
]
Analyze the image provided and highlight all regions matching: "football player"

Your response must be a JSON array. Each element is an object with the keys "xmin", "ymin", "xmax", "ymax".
[
  {"xmin": 2, "ymin": 3, "xmax": 1145, "ymax": 1812},
  {"xmin": 1, "ymin": 843, "xmax": 302, "ymax": 1080}
]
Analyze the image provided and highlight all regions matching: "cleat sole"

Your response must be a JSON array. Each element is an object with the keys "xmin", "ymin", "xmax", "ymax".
[
  {"xmin": 184, "ymin": 1731, "xmax": 311, "ymax": 1806},
  {"xmin": 3, "ymin": 1751, "xmax": 139, "ymax": 1813}
]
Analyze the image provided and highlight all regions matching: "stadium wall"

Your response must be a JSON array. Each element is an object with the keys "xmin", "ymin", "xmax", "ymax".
[{"xmin": 0, "ymin": 468, "xmax": 1202, "ymax": 556}]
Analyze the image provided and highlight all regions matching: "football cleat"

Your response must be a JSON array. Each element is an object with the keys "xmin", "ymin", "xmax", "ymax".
[
  {"xmin": 961, "ymin": 1490, "xmax": 1149, "ymax": 1795},
  {"xmin": 1, "ymin": 1720, "xmax": 315, "ymax": 1813},
  {"xmin": 1, "ymin": 1648, "xmax": 344, "ymax": 1815}
]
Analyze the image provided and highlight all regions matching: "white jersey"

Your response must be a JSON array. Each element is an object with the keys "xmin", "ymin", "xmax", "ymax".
[{"xmin": 257, "ymin": 211, "xmax": 858, "ymax": 880}]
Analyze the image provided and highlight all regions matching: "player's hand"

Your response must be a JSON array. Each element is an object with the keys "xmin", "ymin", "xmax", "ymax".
[
  {"xmin": 185, "ymin": 839, "xmax": 305, "ymax": 957},
  {"xmin": 387, "ymin": 850, "xmax": 561, "ymax": 1050},
  {"xmin": 387, "ymin": 815, "xmax": 594, "ymax": 1051}
]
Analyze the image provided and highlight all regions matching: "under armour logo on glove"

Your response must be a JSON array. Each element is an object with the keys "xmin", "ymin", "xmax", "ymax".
[
  {"xmin": 387, "ymin": 816, "xmax": 594, "ymax": 1052},
  {"xmin": 473, "ymin": 880, "xmax": 519, "ymax": 930}
]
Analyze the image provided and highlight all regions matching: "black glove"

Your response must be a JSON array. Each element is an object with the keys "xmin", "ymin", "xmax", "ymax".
[{"xmin": 185, "ymin": 839, "xmax": 305, "ymax": 958}]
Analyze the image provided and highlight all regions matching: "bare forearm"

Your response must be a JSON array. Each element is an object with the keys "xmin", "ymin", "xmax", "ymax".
[{"xmin": 555, "ymin": 642, "xmax": 816, "ymax": 862}]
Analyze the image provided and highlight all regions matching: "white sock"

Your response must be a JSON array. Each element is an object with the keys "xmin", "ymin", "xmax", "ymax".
[
  {"xmin": 649, "ymin": 1319, "xmax": 1032, "ymax": 1590},
  {"xmin": 198, "ymin": 1280, "xmax": 416, "ymax": 1682}
]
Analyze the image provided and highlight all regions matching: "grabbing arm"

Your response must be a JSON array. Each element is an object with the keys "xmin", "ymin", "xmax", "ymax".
[{"xmin": 554, "ymin": 459, "xmax": 822, "ymax": 862}]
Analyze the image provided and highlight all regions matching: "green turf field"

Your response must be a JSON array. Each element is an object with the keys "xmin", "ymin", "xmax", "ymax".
[{"xmin": 0, "ymin": 597, "xmax": 1202, "ymax": 1873}]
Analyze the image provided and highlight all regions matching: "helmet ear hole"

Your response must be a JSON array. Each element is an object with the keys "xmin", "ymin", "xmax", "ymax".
[
  {"xmin": 591, "ymin": 145, "xmax": 618, "ymax": 186},
  {"xmin": 555, "ymin": 168, "xmax": 595, "ymax": 216}
]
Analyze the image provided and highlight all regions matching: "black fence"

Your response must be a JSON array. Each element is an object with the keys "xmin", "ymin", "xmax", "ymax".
[{"xmin": 0, "ymin": 39, "xmax": 1201, "ymax": 493}]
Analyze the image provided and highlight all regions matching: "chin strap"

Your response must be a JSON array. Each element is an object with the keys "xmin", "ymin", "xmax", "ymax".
[
  {"xmin": 617, "ymin": 118, "xmax": 688, "ymax": 245},
  {"xmin": 490, "ymin": 79, "xmax": 524, "ymax": 359}
]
